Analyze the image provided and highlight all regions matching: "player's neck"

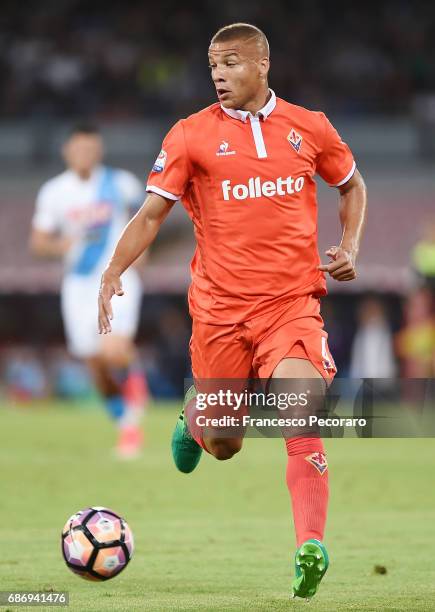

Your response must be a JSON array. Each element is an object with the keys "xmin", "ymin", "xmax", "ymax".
[
  {"xmin": 240, "ymin": 86, "xmax": 271, "ymax": 115},
  {"xmin": 73, "ymin": 166, "xmax": 97, "ymax": 181}
]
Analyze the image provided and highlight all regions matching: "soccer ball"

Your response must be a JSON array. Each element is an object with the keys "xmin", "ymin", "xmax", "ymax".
[{"xmin": 61, "ymin": 507, "xmax": 134, "ymax": 581}]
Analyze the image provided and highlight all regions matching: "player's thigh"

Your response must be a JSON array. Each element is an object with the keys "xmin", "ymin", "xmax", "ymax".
[
  {"xmin": 254, "ymin": 299, "xmax": 333, "ymax": 438},
  {"xmin": 191, "ymin": 319, "xmax": 251, "ymax": 434},
  {"xmin": 254, "ymin": 296, "xmax": 336, "ymax": 384},
  {"xmin": 269, "ymin": 357, "xmax": 327, "ymax": 440},
  {"xmin": 271, "ymin": 356, "xmax": 325, "ymax": 404},
  {"xmin": 61, "ymin": 276, "xmax": 99, "ymax": 358},
  {"xmin": 191, "ymin": 320, "xmax": 252, "ymax": 453},
  {"xmin": 272, "ymin": 356, "xmax": 324, "ymax": 379}
]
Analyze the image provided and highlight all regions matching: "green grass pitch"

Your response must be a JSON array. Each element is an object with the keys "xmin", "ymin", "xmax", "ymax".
[{"xmin": 1, "ymin": 400, "xmax": 435, "ymax": 611}]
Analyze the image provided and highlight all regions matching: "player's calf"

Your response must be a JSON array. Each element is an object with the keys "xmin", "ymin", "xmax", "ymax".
[
  {"xmin": 86, "ymin": 348, "xmax": 145, "ymax": 458},
  {"xmin": 85, "ymin": 356, "xmax": 120, "ymax": 397}
]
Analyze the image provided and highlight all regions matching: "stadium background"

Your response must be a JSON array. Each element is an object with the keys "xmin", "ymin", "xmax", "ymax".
[
  {"xmin": 1, "ymin": 2, "xmax": 435, "ymax": 611},
  {"xmin": 1, "ymin": 0, "xmax": 434, "ymax": 398}
]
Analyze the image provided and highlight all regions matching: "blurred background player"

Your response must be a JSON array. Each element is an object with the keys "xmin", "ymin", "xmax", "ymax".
[
  {"xmin": 396, "ymin": 288, "xmax": 435, "ymax": 378},
  {"xmin": 30, "ymin": 123, "xmax": 147, "ymax": 458},
  {"xmin": 411, "ymin": 217, "xmax": 435, "ymax": 294},
  {"xmin": 350, "ymin": 296, "xmax": 396, "ymax": 379}
]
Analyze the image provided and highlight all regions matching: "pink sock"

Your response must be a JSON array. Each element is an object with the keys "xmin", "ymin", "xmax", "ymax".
[
  {"xmin": 120, "ymin": 370, "xmax": 149, "ymax": 427},
  {"xmin": 285, "ymin": 437, "xmax": 329, "ymax": 547},
  {"xmin": 123, "ymin": 370, "xmax": 149, "ymax": 410}
]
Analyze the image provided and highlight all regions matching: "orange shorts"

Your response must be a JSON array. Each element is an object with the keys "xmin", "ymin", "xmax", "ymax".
[{"xmin": 190, "ymin": 295, "xmax": 337, "ymax": 382}]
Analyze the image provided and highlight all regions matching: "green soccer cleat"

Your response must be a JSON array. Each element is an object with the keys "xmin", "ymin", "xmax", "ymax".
[
  {"xmin": 291, "ymin": 539, "xmax": 329, "ymax": 601},
  {"xmin": 171, "ymin": 385, "xmax": 203, "ymax": 473}
]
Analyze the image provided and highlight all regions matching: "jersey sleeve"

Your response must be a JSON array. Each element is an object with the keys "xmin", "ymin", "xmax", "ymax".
[
  {"xmin": 146, "ymin": 120, "xmax": 190, "ymax": 201},
  {"xmin": 316, "ymin": 114, "xmax": 356, "ymax": 187},
  {"xmin": 117, "ymin": 170, "xmax": 145, "ymax": 210},
  {"xmin": 32, "ymin": 184, "xmax": 59, "ymax": 232}
]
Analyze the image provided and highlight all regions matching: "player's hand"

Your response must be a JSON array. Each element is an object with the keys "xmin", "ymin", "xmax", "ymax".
[
  {"xmin": 318, "ymin": 246, "xmax": 357, "ymax": 281},
  {"xmin": 98, "ymin": 269, "xmax": 124, "ymax": 334}
]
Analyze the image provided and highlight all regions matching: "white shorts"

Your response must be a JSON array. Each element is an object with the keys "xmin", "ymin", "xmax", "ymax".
[{"xmin": 61, "ymin": 269, "xmax": 142, "ymax": 358}]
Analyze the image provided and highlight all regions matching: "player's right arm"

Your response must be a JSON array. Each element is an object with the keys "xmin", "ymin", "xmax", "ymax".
[
  {"xmin": 98, "ymin": 192, "xmax": 174, "ymax": 334},
  {"xmin": 99, "ymin": 119, "xmax": 190, "ymax": 333}
]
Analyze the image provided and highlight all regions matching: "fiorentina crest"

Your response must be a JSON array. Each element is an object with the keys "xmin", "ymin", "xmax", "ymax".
[
  {"xmin": 305, "ymin": 451, "xmax": 328, "ymax": 475},
  {"xmin": 287, "ymin": 128, "xmax": 303, "ymax": 153}
]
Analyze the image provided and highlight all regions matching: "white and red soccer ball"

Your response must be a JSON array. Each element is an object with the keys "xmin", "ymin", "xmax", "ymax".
[{"xmin": 61, "ymin": 507, "xmax": 134, "ymax": 581}]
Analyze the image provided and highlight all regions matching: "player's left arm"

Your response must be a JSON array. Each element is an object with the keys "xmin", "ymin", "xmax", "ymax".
[{"xmin": 318, "ymin": 169, "xmax": 367, "ymax": 281}]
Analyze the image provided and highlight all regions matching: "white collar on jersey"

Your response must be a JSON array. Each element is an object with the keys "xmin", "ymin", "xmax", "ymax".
[{"xmin": 220, "ymin": 89, "xmax": 276, "ymax": 122}]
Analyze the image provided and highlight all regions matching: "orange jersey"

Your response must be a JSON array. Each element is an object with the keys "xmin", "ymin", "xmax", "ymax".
[{"xmin": 146, "ymin": 90, "xmax": 355, "ymax": 324}]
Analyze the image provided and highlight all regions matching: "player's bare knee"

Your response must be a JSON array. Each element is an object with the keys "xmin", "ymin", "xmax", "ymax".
[
  {"xmin": 207, "ymin": 438, "xmax": 242, "ymax": 460},
  {"xmin": 103, "ymin": 351, "xmax": 129, "ymax": 370},
  {"xmin": 101, "ymin": 335, "xmax": 135, "ymax": 369}
]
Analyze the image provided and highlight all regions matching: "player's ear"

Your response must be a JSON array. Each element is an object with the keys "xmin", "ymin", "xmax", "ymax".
[
  {"xmin": 258, "ymin": 57, "xmax": 270, "ymax": 79},
  {"xmin": 96, "ymin": 137, "xmax": 105, "ymax": 159},
  {"xmin": 61, "ymin": 142, "xmax": 69, "ymax": 164}
]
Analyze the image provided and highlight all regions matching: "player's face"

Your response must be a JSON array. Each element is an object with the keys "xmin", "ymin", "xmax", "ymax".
[
  {"xmin": 208, "ymin": 40, "xmax": 269, "ymax": 110},
  {"xmin": 62, "ymin": 133, "xmax": 104, "ymax": 177}
]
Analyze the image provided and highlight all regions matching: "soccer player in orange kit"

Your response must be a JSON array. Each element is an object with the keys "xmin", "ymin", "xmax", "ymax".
[{"xmin": 98, "ymin": 23, "xmax": 367, "ymax": 599}]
